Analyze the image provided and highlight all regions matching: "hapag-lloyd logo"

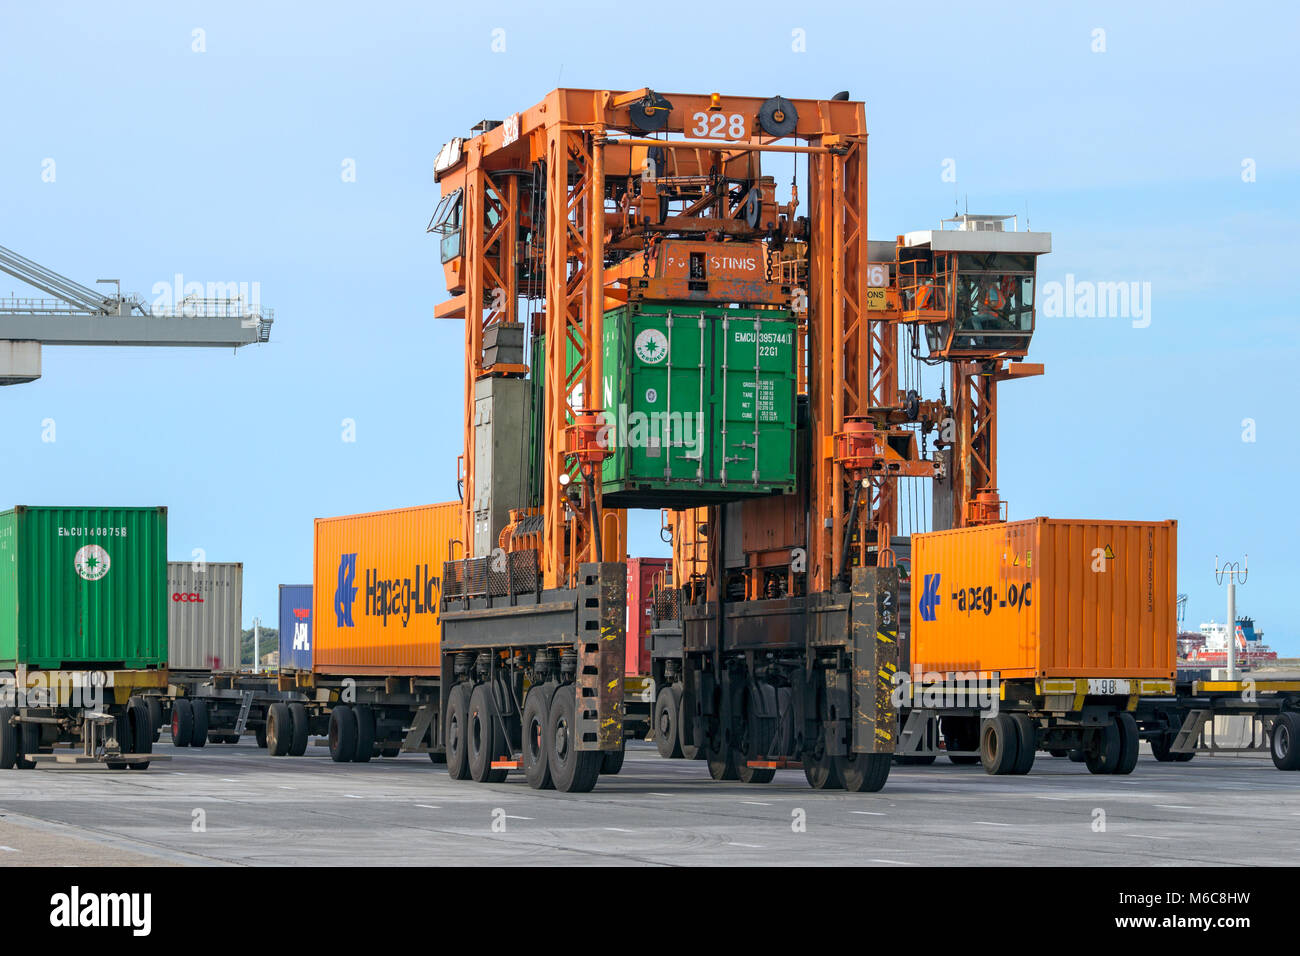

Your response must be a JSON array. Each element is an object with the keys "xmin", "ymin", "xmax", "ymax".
[
  {"xmin": 334, "ymin": 553, "xmax": 357, "ymax": 627},
  {"xmin": 334, "ymin": 553, "xmax": 440, "ymax": 628}
]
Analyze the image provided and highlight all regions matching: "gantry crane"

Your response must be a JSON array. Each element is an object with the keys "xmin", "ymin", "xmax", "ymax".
[
  {"xmin": 431, "ymin": 87, "xmax": 926, "ymax": 793},
  {"xmin": 0, "ymin": 243, "xmax": 271, "ymax": 384}
]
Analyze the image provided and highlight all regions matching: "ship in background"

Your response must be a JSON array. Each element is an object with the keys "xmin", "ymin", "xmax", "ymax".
[{"xmin": 1177, "ymin": 615, "xmax": 1278, "ymax": 667}]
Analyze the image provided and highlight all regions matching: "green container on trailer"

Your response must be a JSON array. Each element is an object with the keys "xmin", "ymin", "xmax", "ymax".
[
  {"xmin": 0, "ymin": 506, "xmax": 168, "ymax": 670},
  {"xmin": 599, "ymin": 301, "xmax": 797, "ymax": 507}
]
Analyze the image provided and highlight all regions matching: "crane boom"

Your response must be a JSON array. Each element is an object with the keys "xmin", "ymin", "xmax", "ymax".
[{"xmin": 0, "ymin": 242, "xmax": 272, "ymax": 384}]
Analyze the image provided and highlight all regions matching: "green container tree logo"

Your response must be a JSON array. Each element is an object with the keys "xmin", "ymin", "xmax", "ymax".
[
  {"xmin": 633, "ymin": 329, "xmax": 669, "ymax": 365},
  {"xmin": 74, "ymin": 544, "xmax": 111, "ymax": 582}
]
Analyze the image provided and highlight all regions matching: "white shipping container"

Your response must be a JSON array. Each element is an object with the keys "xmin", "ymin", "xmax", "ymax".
[{"xmin": 168, "ymin": 561, "xmax": 243, "ymax": 672}]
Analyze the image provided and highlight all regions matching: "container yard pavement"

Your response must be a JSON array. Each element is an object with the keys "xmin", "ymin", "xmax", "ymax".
[{"xmin": 0, "ymin": 741, "xmax": 1291, "ymax": 867}]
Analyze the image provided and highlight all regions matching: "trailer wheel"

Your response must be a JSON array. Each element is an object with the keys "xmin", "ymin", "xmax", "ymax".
[
  {"xmin": 980, "ymin": 714, "xmax": 1019, "ymax": 775},
  {"xmin": 428, "ymin": 751, "xmax": 447, "ymax": 764},
  {"xmin": 737, "ymin": 684, "xmax": 776, "ymax": 783},
  {"xmin": 1150, "ymin": 732, "xmax": 1176, "ymax": 762},
  {"xmin": 704, "ymin": 731, "xmax": 739, "ymax": 781},
  {"xmin": 1084, "ymin": 720, "xmax": 1122, "ymax": 775},
  {"xmin": 676, "ymin": 691, "xmax": 703, "ymax": 760},
  {"xmin": 352, "ymin": 705, "xmax": 375, "ymax": 763},
  {"xmin": 601, "ymin": 742, "xmax": 626, "ymax": 775},
  {"xmin": 522, "ymin": 686, "xmax": 553, "ymax": 790},
  {"xmin": 255, "ymin": 723, "xmax": 268, "ymax": 749},
  {"xmin": 546, "ymin": 685, "xmax": 602, "ymax": 793},
  {"xmin": 15, "ymin": 721, "xmax": 39, "ymax": 770},
  {"xmin": 1010, "ymin": 715, "xmax": 1037, "ymax": 775},
  {"xmin": 1270, "ymin": 712, "xmax": 1300, "ymax": 771},
  {"xmin": 380, "ymin": 744, "xmax": 401, "ymax": 758},
  {"xmin": 128, "ymin": 698, "xmax": 153, "ymax": 757},
  {"xmin": 654, "ymin": 686, "xmax": 683, "ymax": 759},
  {"xmin": 147, "ymin": 698, "xmax": 163, "ymax": 744},
  {"xmin": 467, "ymin": 684, "xmax": 508, "ymax": 783},
  {"xmin": 190, "ymin": 700, "xmax": 209, "ymax": 749},
  {"xmin": 127, "ymin": 697, "xmax": 153, "ymax": 769},
  {"xmin": 1114, "ymin": 713, "xmax": 1140, "ymax": 775},
  {"xmin": 1068, "ymin": 749, "xmax": 1087, "ymax": 762},
  {"xmin": 803, "ymin": 744, "xmax": 843, "ymax": 789},
  {"xmin": 288, "ymin": 702, "xmax": 310, "ymax": 756},
  {"xmin": 171, "ymin": 699, "xmax": 194, "ymax": 748},
  {"xmin": 835, "ymin": 752, "xmax": 890, "ymax": 793},
  {"xmin": 266, "ymin": 703, "xmax": 292, "ymax": 756},
  {"xmin": 0, "ymin": 708, "xmax": 19, "ymax": 770},
  {"xmin": 329, "ymin": 705, "xmax": 358, "ymax": 763},
  {"xmin": 224, "ymin": 734, "xmax": 240, "ymax": 745},
  {"xmin": 445, "ymin": 683, "xmax": 471, "ymax": 780},
  {"xmin": 1049, "ymin": 749, "xmax": 1070, "ymax": 758}
]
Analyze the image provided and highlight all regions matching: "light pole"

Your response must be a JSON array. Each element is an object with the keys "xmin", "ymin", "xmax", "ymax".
[{"xmin": 1214, "ymin": 556, "xmax": 1248, "ymax": 681}]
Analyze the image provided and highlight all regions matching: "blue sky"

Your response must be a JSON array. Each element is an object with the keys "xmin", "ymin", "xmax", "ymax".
[{"xmin": 1, "ymin": 2, "xmax": 1297, "ymax": 650}]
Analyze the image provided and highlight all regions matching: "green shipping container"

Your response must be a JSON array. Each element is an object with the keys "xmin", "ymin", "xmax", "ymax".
[
  {"xmin": 600, "ymin": 301, "xmax": 797, "ymax": 507},
  {"xmin": 0, "ymin": 506, "xmax": 168, "ymax": 670}
]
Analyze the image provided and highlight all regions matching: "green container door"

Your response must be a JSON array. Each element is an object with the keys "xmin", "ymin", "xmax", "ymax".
[
  {"xmin": 715, "ymin": 313, "xmax": 797, "ymax": 488},
  {"xmin": 0, "ymin": 506, "xmax": 168, "ymax": 670},
  {"xmin": 600, "ymin": 302, "xmax": 797, "ymax": 507}
]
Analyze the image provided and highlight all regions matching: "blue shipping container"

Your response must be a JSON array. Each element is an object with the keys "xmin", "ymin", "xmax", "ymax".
[{"xmin": 278, "ymin": 584, "xmax": 313, "ymax": 671}]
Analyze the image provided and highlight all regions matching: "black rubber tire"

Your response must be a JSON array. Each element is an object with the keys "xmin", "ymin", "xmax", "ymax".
[
  {"xmin": 129, "ymin": 698, "xmax": 153, "ymax": 756},
  {"xmin": 467, "ymin": 684, "xmax": 508, "ymax": 783},
  {"xmin": 601, "ymin": 743, "xmax": 626, "ymax": 775},
  {"xmin": 1114, "ymin": 712, "xmax": 1140, "ymax": 775},
  {"xmin": 0, "ymin": 708, "xmax": 18, "ymax": 770},
  {"xmin": 328, "ymin": 705, "xmax": 357, "ymax": 763},
  {"xmin": 1010, "ymin": 714, "xmax": 1037, "ymax": 775},
  {"xmin": 147, "ymin": 697, "xmax": 163, "ymax": 744},
  {"xmin": 835, "ymin": 752, "xmax": 891, "ymax": 793},
  {"xmin": 1150, "ymin": 732, "xmax": 1176, "ymax": 762},
  {"xmin": 255, "ymin": 722, "xmax": 268, "ymax": 749},
  {"xmin": 288, "ymin": 702, "xmax": 310, "ymax": 756},
  {"xmin": 704, "ymin": 731, "xmax": 739, "ymax": 781},
  {"xmin": 428, "ymin": 751, "xmax": 447, "ymax": 764},
  {"xmin": 654, "ymin": 685, "xmax": 683, "ymax": 759},
  {"xmin": 804, "ymin": 745, "xmax": 843, "ymax": 789},
  {"xmin": 1085, "ymin": 720, "xmax": 1123, "ymax": 775},
  {"xmin": 676, "ymin": 691, "xmax": 703, "ymax": 760},
  {"xmin": 1049, "ymin": 749, "xmax": 1070, "ymax": 758},
  {"xmin": 171, "ymin": 698, "xmax": 194, "ymax": 748},
  {"xmin": 1270, "ymin": 712, "xmax": 1300, "ymax": 771},
  {"xmin": 15, "ymin": 720, "xmax": 39, "ymax": 769},
  {"xmin": 1068, "ymin": 748, "xmax": 1087, "ymax": 762},
  {"xmin": 352, "ymin": 704, "xmax": 375, "ymax": 763},
  {"xmin": 226, "ymin": 734, "xmax": 240, "ymax": 745},
  {"xmin": 1174, "ymin": 748, "xmax": 1196, "ymax": 763},
  {"xmin": 980, "ymin": 714, "xmax": 1019, "ymax": 775},
  {"xmin": 444, "ymin": 683, "xmax": 471, "ymax": 780},
  {"xmin": 380, "ymin": 744, "xmax": 401, "ymax": 758},
  {"xmin": 942, "ymin": 716, "xmax": 980, "ymax": 764},
  {"xmin": 737, "ymin": 759, "xmax": 775, "ymax": 784},
  {"xmin": 545, "ymin": 685, "xmax": 601, "ymax": 793},
  {"xmin": 266, "ymin": 702, "xmax": 292, "ymax": 756},
  {"xmin": 190, "ymin": 700, "xmax": 209, "ymax": 748}
]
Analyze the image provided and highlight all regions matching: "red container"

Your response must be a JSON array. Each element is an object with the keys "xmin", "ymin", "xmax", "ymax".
[{"xmin": 626, "ymin": 557, "xmax": 670, "ymax": 677}]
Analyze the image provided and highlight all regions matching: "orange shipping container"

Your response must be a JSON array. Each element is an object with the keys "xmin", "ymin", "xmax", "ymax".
[
  {"xmin": 911, "ymin": 518, "xmax": 1176, "ymax": 681},
  {"xmin": 313, "ymin": 502, "xmax": 461, "ymax": 676}
]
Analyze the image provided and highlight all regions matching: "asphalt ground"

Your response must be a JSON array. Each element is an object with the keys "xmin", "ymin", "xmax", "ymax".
[{"xmin": 0, "ymin": 738, "xmax": 1292, "ymax": 866}]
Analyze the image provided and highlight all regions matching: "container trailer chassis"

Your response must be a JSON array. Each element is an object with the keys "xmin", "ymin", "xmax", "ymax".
[
  {"xmin": 267, "ymin": 671, "xmax": 443, "ymax": 762},
  {"xmin": 0, "ymin": 668, "xmax": 167, "ymax": 770},
  {"xmin": 892, "ymin": 676, "xmax": 1177, "ymax": 775},
  {"xmin": 146, "ymin": 671, "xmax": 310, "ymax": 750},
  {"xmin": 651, "ymin": 566, "xmax": 900, "ymax": 792},
  {"xmin": 437, "ymin": 560, "xmax": 627, "ymax": 793},
  {"xmin": 1136, "ymin": 676, "xmax": 1300, "ymax": 772}
]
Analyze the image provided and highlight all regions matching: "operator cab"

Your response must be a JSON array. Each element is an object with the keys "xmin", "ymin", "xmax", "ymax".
[{"xmin": 900, "ymin": 215, "xmax": 1050, "ymax": 360}]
